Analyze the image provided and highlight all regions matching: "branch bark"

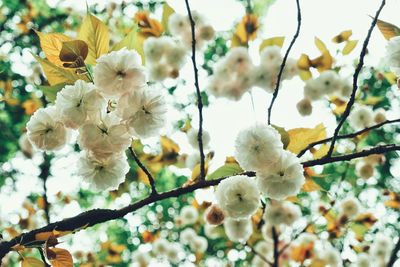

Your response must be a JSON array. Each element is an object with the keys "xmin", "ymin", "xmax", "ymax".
[
  {"xmin": 184, "ymin": 0, "xmax": 206, "ymax": 181},
  {"xmin": 129, "ymin": 146, "xmax": 157, "ymax": 195},
  {"xmin": 272, "ymin": 226, "xmax": 279, "ymax": 267},
  {"xmin": 387, "ymin": 237, "xmax": 400, "ymax": 267},
  {"xmin": 39, "ymin": 154, "xmax": 52, "ymax": 224},
  {"xmin": 325, "ymin": 0, "xmax": 386, "ymax": 157},
  {"xmin": 267, "ymin": 0, "xmax": 301, "ymax": 125},
  {"xmin": 297, "ymin": 118, "xmax": 400, "ymax": 158}
]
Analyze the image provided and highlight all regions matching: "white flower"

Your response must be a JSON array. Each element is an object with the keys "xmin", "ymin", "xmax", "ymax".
[
  {"xmin": 199, "ymin": 25, "xmax": 215, "ymax": 41},
  {"xmin": 187, "ymin": 128, "xmax": 210, "ymax": 150},
  {"xmin": 189, "ymin": 236, "xmax": 208, "ymax": 253},
  {"xmin": 153, "ymin": 238, "xmax": 170, "ymax": 255},
  {"xmin": 385, "ymin": 36, "xmax": 400, "ymax": 76},
  {"xmin": 55, "ymin": 80, "xmax": 106, "ymax": 129},
  {"xmin": 78, "ymin": 112, "xmax": 131, "ymax": 159},
  {"xmin": 339, "ymin": 197, "xmax": 360, "ymax": 218},
  {"xmin": 257, "ymin": 151, "xmax": 305, "ymax": 200},
  {"xmin": 144, "ymin": 37, "xmax": 171, "ymax": 64},
  {"xmin": 180, "ymin": 206, "xmax": 199, "ymax": 226},
  {"xmin": 165, "ymin": 44, "xmax": 187, "ymax": 69},
  {"xmin": 260, "ymin": 46, "xmax": 282, "ymax": 69},
  {"xmin": 282, "ymin": 58, "xmax": 299, "ymax": 80},
  {"xmin": 223, "ymin": 218, "xmax": 253, "ymax": 243},
  {"xmin": 93, "ymin": 48, "xmax": 146, "ymax": 97},
  {"xmin": 215, "ymin": 175, "xmax": 260, "ymax": 219},
  {"xmin": 19, "ymin": 133, "xmax": 35, "ymax": 158},
  {"xmin": 356, "ymin": 162, "xmax": 375, "ymax": 179},
  {"xmin": 204, "ymin": 224, "xmax": 222, "ymax": 239},
  {"xmin": 166, "ymin": 243, "xmax": 183, "ymax": 264},
  {"xmin": 185, "ymin": 153, "xmax": 201, "ymax": 169},
  {"xmin": 297, "ymin": 233, "xmax": 317, "ymax": 245},
  {"xmin": 304, "ymin": 78, "xmax": 324, "ymax": 101},
  {"xmin": 168, "ymin": 13, "xmax": 190, "ymax": 37},
  {"xmin": 26, "ymin": 106, "xmax": 69, "ymax": 151},
  {"xmin": 374, "ymin": 108, "xmax": 386, "ymax": 124},
  {"xmin": 225, "ymin": 47, "xmax": 253, "ymax": 73},
  {"xmin": 234, "ymin": 124, "xmax": 283, "ymax": 171},
  {"xmin": 297, "ymin": 98, "xmax": 312, "ymax": 116},
  {"xmin": 337, "ymin": 78, "xmax": 352, "ymax": 100},
  {"xmin": 264, "ymin": 201, "xmax": 301, "ymax": 226},
  {"xmin": 356, "ymin": 253, "xmax": 370, "ymax": 267},
  {"xmin": 117, "ymin": 88, "xmax": 167, "ymax": 139},
  {"xmin": 369, "ymin": 234, "xmax": 393, "ymax": 261},
  {"xmin": 319, "ymin": 245, "xmax": 342, "ymax": 267},
  {"xmin": 132, "ymin": 250, "xmax": 151, "ymax": 267},
  {"xmin": 315, "ymin": 70, "xmax": 341, "ymax": 95},
  {"xmin": 348, "ymin": 105, "xmax": 373, "ymax": 130},
  {"xmin": 252, "ymin": 240, "xmax": 273, "ymax": 267},
  {"xmin": 180, "ymin": 228, "xmax": 197, "ymax": 245},
  {"xmin": 148, "ymin": 63, "xmax": 169, "ymax": 81},
  {"xmin": 252, "ymin": 65, "xmax": 275, "ymax": 93},
  {"xmin": 77, "ymin": 151, "xmax": 129, "ymax": 192}
]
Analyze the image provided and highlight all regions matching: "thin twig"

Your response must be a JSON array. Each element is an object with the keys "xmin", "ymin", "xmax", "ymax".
[
  {"xmin": 297, "ymin": 118, "xmax": 400, "ymax": 158},
  {"xmin": 387, "ymin": 236, "xmax": 400, "ymax": 267},
  {"xmin": 302, "ymin": 144, "xmax": 400, "ymax": 167},
  {"xmin": 247, "ymin": 242, "xmax": 273, "ymax": 266},
  {"xmin": 272, "ymin": 226, "xmax": 279, "ymax": 267},
  {"xmin": 267, "ymin": 0, "xmax": 301, "ymax": 125},
  {"xmin": 129, "ymin": 146, "xmax": 157, "ymax": 195},
  {"xmin": 184, "ymin": 0, "xmax": 206, "ymax": 180},
  {"xmin": 37, "ymin": 248, "xmax": 50, "ymax": 267},
  {"xmin": 39, "ymin": 154, "xmax": 52, "ymax": 224},
  {"xmin": 325, "ymin": 0, "xmax": 386, "ymax": 157}
]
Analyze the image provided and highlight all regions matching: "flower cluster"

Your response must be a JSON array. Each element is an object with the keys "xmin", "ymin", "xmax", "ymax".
[
  {"xmin": 179, "ymin": 228, "xmax": 208, "ymax": 254},
  {"xmin": 207, "ymin": 46, "xmax": 298, "ymax": 100},
  {"xmin": 26, "ymin": 48, "xmax": 167, "ymax": 191},
  {"xmin": 385, "ymin": 36, "xmax": 400, "ymax": 76},
  {"xmin": 168, "ymin": 11, "xmax": 215, "ymax": 50},
  {"xmin": 299, "ymin": 70, "xmax": 352, "ymax": 116},
  {"xmin": 263, "ymin": 200, "xmax": 301, "ymax": 226}
]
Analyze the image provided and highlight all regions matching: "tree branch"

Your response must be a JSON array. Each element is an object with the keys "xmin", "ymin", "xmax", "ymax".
[
  {"xmin": 325, "ymin": 0, "xmax": 386, "ymax": 157},
  {"xmin": 302, "ymin": 144, "xmax": 400, "ymax": 167},
  {"xmin": 387, "ymin": 236, "xmax": 400, "ymax": 267},
  {"xmin": 272, "ymin": 226, "xmax": 279, "ymax": 267},
  {"xmin": 297, "ymin": 118, "xmax": 400, "ymax": 158},
  {"xmin": 0, "ymin": 171, "xmax": 256, "ymax": 262},
  {"xmin": 184, "ymin": 0, "xmax": 206, "ymax": 181},
  {"xmin": 267, "ymin": 0, "xmax": 301, "ymax": 125},
  {"xmin": 39, "ymin": 154, "xmax": 52, "ymax": 224},
  {"xmin": 128, "ymin": 146, "xmax": 157, "ymax": 195}
]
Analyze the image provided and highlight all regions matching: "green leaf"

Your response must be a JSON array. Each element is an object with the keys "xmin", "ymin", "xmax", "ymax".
[
  {"xmin": 38, "ymin": 83, "xmax": 67, "ymax": 103},
  {"xmin": 112, "ymin": 25, "xmax": 145, "ymax": 64},
  {"xmin": 77, "ymin": 13, "xmax": 110, "ymax": 65},
  {"xmin": 161, "ymin": 2, "xmax": 175, "ymax": 34},
  {"xmin": 207, "ymin": 163, "xmax": 243, "ymax": 180}
]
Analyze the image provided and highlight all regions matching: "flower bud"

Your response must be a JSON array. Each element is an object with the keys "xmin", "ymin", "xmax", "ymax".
[
  {"xmin": 205, "ymin": 204, "xmax": 225, "ymax": 225},
  {"xmin": 296, "ymin": 98, "xmax": 312, "ymax": 116}
]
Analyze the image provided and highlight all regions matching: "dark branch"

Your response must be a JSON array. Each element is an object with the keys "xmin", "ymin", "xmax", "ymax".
[
  {"xmin": 302, "ymin": 144, "xmax": 400, "ymax": 167},
  {"xmin": 37, "ymin": 248, "xmax": 50, "ymax": 267},
  {"xmin": 267, "ymin": 0, "xmax": 301, "ymax": 125},
  {"xmin": 272, "ymin": 226, "xmax": 279, "ymax": 267},
  {"xmin": 297, "ymin": 118, "xmax": 400, "ymax": 158},
  {"xmin": 387, "ymin": 236, "xmax": 400, "ymax": 267},
  {"xmin": 325, "ymin": 0, "xmax": 386, "ymax": 157},
  {"xmin": 184, "ymin": 0, "xmax": 206, "ymax": 180},
  {"xmin": 129, "ymin": 146, "xmax": 157, "ymax": 195},
  {"xmin": 39, "ymin": 154, "xmax": 52, "ymax": 224},
  {"xmin": 0, "ymin": 171, "xmax": 256, "ymax": 261}
]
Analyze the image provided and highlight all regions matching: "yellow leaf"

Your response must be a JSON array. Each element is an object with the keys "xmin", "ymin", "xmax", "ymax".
[
  {"xmin": 332, "ymin": 30, "xmax": 352, "ymax": 43},
  {"xmin": 309, "ymin": 259, "xmax": 327, "ymax": 267},
  {"xmin": 135, "ymin": 12, "xmax": 163, "ymax": 38},
  {"xmin": 287, "ymin": 123, "xmax": 326, "ymax": 154},
  {"xmin": 78, "ymin": 13, "xmax": 109, "ymax": 65},
  {"xmin": 302, "ymin": 177, "xmax": 321, "ymax": 192},
  {"xmin": 35, "ymin": 31, "xmax": 72, "ymax": 66},
  {"xmin": 235, "ymin": 14, "xmax": 259, "ymax": 44},
  {"xmin": 297, "ymin": 54, "xmax": 311, "ymax": 70},
  {"xmin": 161, "ymin": 2, "xmax": 175, "ymax": 33},
  {"xmin": 361, "ymin": 95, "xmax": 384, "ymax": 105},
  {"xmin": 298, "ymin": 69, "xmax": 312, "ymax": 81},
  {"xmin": 230, "ymin": 33, "xmax": 245, "ymax": 48},
  {"xmin": 112, "ymin": 26, "xmax": 145, "ymax": 63},
  {"xmin": 384, "ymin": 72, "xmax": 397, "ymax": 84},
  {"xmin": 259, "ymin": 36, "xmax": 285, "ymax": 51},
  {"xmin": 33, "ymin": 55, "xmax": 84, "ymax": 85},
  {"xmin": 314, "ymin": 37, "xmax": 328, "ymax": 53},
  {"xmin": 48, "ymin": 248, "xmax": 73, "ymax": 267},
  {"xmin": 59, "ymin": 40, "xmax": 89, "ymax": 67},
  {"xmin": 272, "ymin": 124, "xmax": 290, "ymax": 149},
  {"xmin": 312, "ymin": 144, "xmax": 329, "ymax": 159},
  {"xmin": 310, "ymin": 51, "xmax": 333, "ymax": 72},
  {"xmin": 375, "ymin": 18, "xmax": 400, "ymax": 40},
  {"xmin": 21, "ymin": 257, "xmax": 45, "ymax": 267},
  {"xmin": 191, "ymin": 161, "xmax": 209, "ymax": 181},
  {"xmin": 342, "ymin": 40, "xmax": 358, "ymax": 55}
]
